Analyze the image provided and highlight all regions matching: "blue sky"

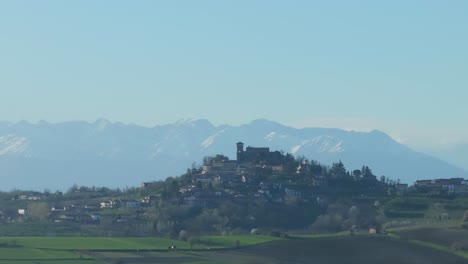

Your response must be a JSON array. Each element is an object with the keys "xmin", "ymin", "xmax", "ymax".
[{"xmin": 1, "ymin": 1, "xmax": 467, "ymax": 150}]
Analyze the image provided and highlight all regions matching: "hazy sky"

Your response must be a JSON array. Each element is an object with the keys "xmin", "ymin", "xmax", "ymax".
[{"xmin": 1, "ymin": 1, "xmax": 467, "ymax": 150}]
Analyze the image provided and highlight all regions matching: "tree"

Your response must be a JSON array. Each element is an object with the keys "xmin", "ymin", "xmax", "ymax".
[
  {"xmin": 202, "ymin": 156, "xmax": 213, "ymax": 166},
  {"xmin": 67, "ymin": 183, "xmax": 79, "ymax": 194},
  {"xmin": 309, "ymin": 214, "xmax": 343, "ymax": 233},
  {"xmin": 27, "ymin": 202, "xmax": 50, "ymax": 221},
  {"xmin": 203, "ymin": 154, "xmax": 229, "ymax": 166},
  {"xmin": 348, "ymin": 206, "xmax": 360, "ymax": 224},
  {"xmin": 380, "ymin": 175, "xmax": 386, "ymax": 183},
  {"xmin": 330, "ymin": 161, "xmax": 347, "ymax": 178},
  {"xmin": 178, "ymin": 230, "xmax": 190, "ymax": 241},
  {"xmin": 362, "ymin": 166, "xmax": 373, "ymax": 178},
  {"xmin": 353, "ymin": 170, "xmax": 362, "ymax": 180}
]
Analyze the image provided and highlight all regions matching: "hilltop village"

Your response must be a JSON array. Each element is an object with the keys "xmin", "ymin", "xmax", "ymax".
[{"xmin": 1, "ymin": 142, "xmax": 468, "ymax": 237}]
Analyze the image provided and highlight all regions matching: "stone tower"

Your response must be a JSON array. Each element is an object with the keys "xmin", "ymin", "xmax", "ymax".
[{"xmin": 236, "ymin": 142, "xmax": 244, "ymax": 161}]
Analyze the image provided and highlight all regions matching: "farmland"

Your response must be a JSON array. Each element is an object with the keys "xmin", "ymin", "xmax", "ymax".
[
  {"xmin": 0, "ymin": 247, "xmax": 100, "ymax": 264},
  {"xmin": 0, "ymin": 237, "xmax": 190, "ymax": 250},
  {"xmin": 0, "ymin": 235, "xmax": 279, "ymax": 264},
  {"xmin": 220, "ymin": 235, "xmax": 467, "ymax": 264},
  {"xmin": 0, "ymin": 235, "xmax": 278, "ymax": 250},
  {"xmin": 1, "ymin": 234, "xmax": 466, "ymax": 264},
  {"xmin": 393, "ymin": 227, "xmax": 468, "ymax": 258}
]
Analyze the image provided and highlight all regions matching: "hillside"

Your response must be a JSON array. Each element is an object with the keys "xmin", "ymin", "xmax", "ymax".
[{"xmin": 0, "ymin": 119, "xmax": 466, "ymax": 190}]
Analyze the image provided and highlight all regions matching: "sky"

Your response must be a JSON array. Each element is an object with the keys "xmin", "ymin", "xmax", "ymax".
[{"xmin": 1, "ymin": 1, "xmax": 467, "ymax": 152}]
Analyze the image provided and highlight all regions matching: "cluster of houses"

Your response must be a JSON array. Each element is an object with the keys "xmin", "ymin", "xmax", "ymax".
[
  {"xmin": 414, "ymin": 178, "xmax": 468, "ymax": 195},
  {"xmin": 3, "ymin": 195, "xmax": 161, "ymax": 225},
  {"xmin": 14, "ymin": 193, "xmax": 43, "ymax": 201},
  {"xmin": 176, "ymin": 142, "xmax": 322, "ymax": 206},
  {"xmin": 3, "ymin": 143, "xmax": 468, "ymax": 226}
]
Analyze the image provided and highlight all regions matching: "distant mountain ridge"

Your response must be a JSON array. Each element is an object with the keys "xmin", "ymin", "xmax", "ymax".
[
  {"xmin": 426, "ymin": 144, "xmax": 468, "ymax": 172},
  {"xmin": 0, "ymin": 119, "xmax": 466, "ymax": 191}
]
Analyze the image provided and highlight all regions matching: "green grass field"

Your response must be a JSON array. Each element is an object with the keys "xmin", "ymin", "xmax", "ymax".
[
  {"xmin": 0, "ymin": 237, "xmax": 188, "ymax": 250},
  {"xmin": 0, "ymin": 248, "xmax": 77, "ymax": 259},
  {"xmin": 291, "ymin": 231, "xmax": 350, "ymax": 239},
  {"xmin": 0, "ymin": 233, "xmax": 466, "ymax": 264},
  {"xmin": 0, "ymin": 247, "xmax": 101, "ymax": 264},
  {"xmin": 0, "ymin": 235, "xmax": 280, "ymax": 263},
  {"xmin": 198, "ymin": 235, "xmax": 281, "ymax": 248},
  {"xmin": 0, "ymin": 235, "xmax": 279, "ymax": 250}
]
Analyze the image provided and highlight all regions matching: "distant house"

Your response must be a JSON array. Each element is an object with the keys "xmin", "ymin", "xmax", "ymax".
[
  {"xmin": 197, "ymin": 176, "xmax": 213, "ymax": 183},
  {"xmin": 284, "ymin": 188, "xmax": 302, "ymax": 197},
  {"xmin": 141, "ymin": 182, "xmax": 154, "ymax": 189},
  {"xmin": 415, "ymin": 178, "xmax": 465, "ymax": 194},
  {"xmin": 28, "ymin": 195, "xmax": 42, "ymax": 201},
  {"xmin": 241, "ymin": 175, "xmax": 247, "ymax": 183},
  {"xmin": 51, "ymin": 206, "xmax": 66, "ymax": 212},
  {"xmin": 202, "ymin": 166, "xmax": 211, "ymax": 174},
  {"xmin": 141, "ymin": 195, "xmax": 160, "ymax": 204},
  {"xmin": 100, "ymin": 200, "xmax": 115, "ymax": 209},
  {"xmin": 414, "ymin": 180, "xmax": 433, "ymax": 187},
  {"xmin": 369, "ymin": 228, "xmax": 377, "ymax": 234},
  {"xmin": 179, "ymin": 185, "xmax": 196, "ymax": 194},
  {"xmin": 18, "ymin": 209, "xmax": 28, "ymax": 215},
  {"xmin": 90, "ymin": 214, "xmax": 101, "ymax": 222}
]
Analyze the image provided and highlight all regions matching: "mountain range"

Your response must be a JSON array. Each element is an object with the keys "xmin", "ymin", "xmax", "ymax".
[{"xmin": 0, "ymin": 118, "xmax": 466, "ymax": 191}]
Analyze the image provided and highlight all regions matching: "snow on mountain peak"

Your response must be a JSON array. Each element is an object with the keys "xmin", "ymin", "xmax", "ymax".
[
  {"xmin": 200, "ymin": 129, "xmax": 226, "ymax": 148},
  {"xmin": 310, "ymin": 135, "xmax": 344, "ymax": 153},
  {"xmin": 291, "ymin": 140, "xmax": 310, "ymax": 154},
  {"xmin": 0, "ymin": 134, "xmax": 31, "ymax": 156},
  {"xmin": 265, "ymin": 132, "xmax": 276, "ymax": 142},
  {"xmin": 291, "ymin": 136, "xmax": 344, "ymax": 154}
]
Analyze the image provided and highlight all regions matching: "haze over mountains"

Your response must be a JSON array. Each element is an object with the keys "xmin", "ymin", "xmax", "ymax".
[
  {"xmin": 426, "ymin": 144, "xmax": 468, "ymax": 172},
  {"xmin": 0, "ymin": 119, "xmax": 466, "ymax": 191}
]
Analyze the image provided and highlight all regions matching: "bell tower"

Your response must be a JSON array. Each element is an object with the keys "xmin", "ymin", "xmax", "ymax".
[{"xmin": 236, "ymin": 142, "xmax": 244, "ymax": 162}]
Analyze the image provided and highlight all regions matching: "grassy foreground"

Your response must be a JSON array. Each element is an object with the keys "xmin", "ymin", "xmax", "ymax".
[
  {"xmin": 0, "ymin": 235, "xmax": 279, "ymax": 250},
  {"xmin": 0, "ymin": 235, "xmax": 281, "ymax": 264},
  {"xmin": 1, "ymin": 232, "xmax": 466, "ymax": 264},
  {"xmin": 0, "ymin": 248, "xmax": 100, "ymax": 264}
]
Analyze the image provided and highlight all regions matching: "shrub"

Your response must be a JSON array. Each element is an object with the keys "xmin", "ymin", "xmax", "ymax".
[
  {"xmin": 178, "ymin": 230, "xmax": 190, "ymax": 241},
  {"xmin": 309, "ymin": 214, "xmax": 343, "ymax": 233}
]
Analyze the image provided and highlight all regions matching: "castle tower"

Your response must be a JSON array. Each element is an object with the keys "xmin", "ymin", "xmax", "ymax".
[{"xmin": 236, "ymin": 142, "xmax": 244, "ymax": 161}]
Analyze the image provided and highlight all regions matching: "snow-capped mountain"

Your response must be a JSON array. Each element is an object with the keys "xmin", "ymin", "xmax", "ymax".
[
  {"xmin": 0, "ymin": 119, "xmax": 466, "ymax": 191},
  {"xmin": 0, "ymin": 134, "xmax": 31, "ymax": 156}
]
